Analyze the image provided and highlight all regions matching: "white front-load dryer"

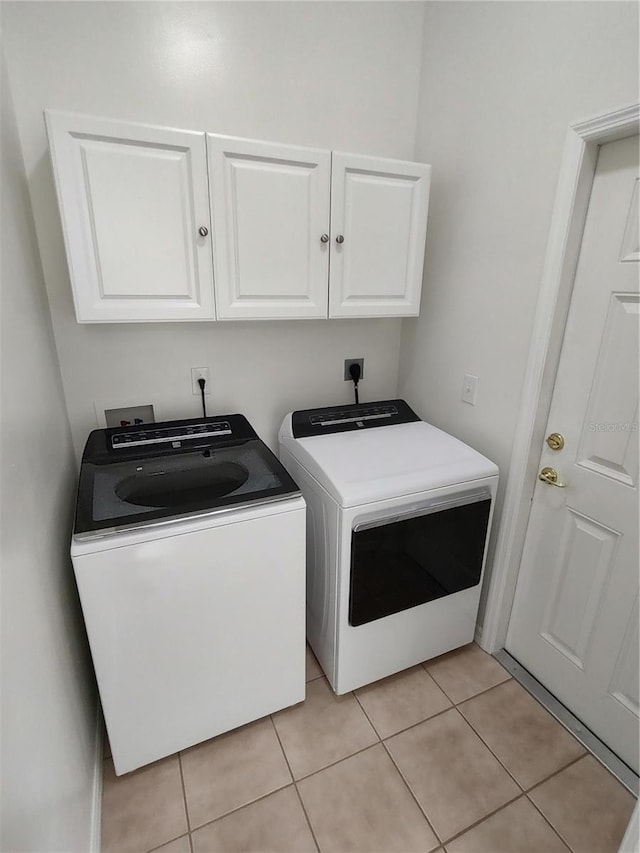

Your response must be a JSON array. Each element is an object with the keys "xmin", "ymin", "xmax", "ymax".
[{"xmin": 279, "ymin": 399, "xmax": 499, "ymax": 694}]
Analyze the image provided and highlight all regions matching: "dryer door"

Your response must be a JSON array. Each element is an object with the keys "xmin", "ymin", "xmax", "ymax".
[{"xmin": 349, "ymin": 489, "xmax": 492, "ymax": 627}]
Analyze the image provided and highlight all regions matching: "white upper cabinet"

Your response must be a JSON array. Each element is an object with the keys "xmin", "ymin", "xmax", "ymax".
[
  {"xmin": 45, "ymin": 111, "xmax": 215, "ymax": 322},
  {"xmin": 329, "ymin": 153, "xmax": 431, "ymax": 318},
  {"xmin": 46, "ymin": 110, "xmax": 431, "ymax": 323},
  {"xmin": 207, "ymin": 135, "xmax": 330, "ymax": 320}
]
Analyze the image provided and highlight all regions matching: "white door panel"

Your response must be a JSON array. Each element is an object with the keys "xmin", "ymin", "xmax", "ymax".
[
  {"xmin": 507, "ymin": 135, "xmax": 639, "ymax": 772},
  {"xmin": 46, "ymin": 111, "xmax": 215, "ymax": 322},
  {"xmin": 81, "ymin": 141, "xmax": 194, "ymax": 299},
  {"xmin": 329, "ymin": 152, "xmax": 430, "ymax": 318},
  {"xmin": 208, "ymin": 134, "xmax": 330, "ymax": 319}
]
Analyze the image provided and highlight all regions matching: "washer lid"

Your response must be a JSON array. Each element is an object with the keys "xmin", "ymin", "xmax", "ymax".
[
  {"xmin": 284, "ymin": 420, "xmax": 498, "ymax": 506},
  {"xmin": 75, "ymin": 414, "xmax": 301, "ymax": 538}
]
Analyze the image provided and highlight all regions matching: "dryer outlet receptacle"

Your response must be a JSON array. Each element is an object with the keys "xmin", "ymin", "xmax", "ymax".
[{"xmin": 344, "ymin": 358, "xmax": 364, "ymax": 381}]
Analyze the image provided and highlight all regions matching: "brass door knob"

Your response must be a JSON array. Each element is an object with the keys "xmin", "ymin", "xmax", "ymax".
[
  {"xmin": 546, "ymin": 432, "xmax": 565, "ymax": 451},
  {"xmin": 539, "ymin": 467, "xmax": 567, "ymax": 487}
]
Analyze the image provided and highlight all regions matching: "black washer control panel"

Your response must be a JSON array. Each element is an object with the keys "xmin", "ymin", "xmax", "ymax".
[
  {"xmin": 291, "ymin": 399, "xmax": 420, "ymax": 438},
  {"xmin": 111, "ymin": 421, "xmax": 232, "ymax": 450},
  {"xmin": 81, "ymin": 415, "xmax": 259, "ymax": 464}
]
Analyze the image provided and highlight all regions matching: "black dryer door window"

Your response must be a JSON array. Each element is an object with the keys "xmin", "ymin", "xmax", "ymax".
[{"xmin": 349, "ymin": 493, "xmax": 492, "ymax": 627}]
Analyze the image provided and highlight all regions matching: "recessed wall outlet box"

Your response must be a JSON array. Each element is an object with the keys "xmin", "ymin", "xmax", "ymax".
[
  {"xmin": 191, "ymin": 367, "xmax": 210, "ymax": 395},
  {"xmin": 344, "ymin": 358, "xmax": 365, "ymax": 381},
  {"xmin": 462, "ymin": 374, "xmax": 479, "ymax": 405},
  {"xmin": 104, "ymin": 404, "xmax": 155, "ymax": 428}
]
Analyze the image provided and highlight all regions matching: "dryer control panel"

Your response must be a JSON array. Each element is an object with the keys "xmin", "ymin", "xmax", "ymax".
[{"xmin": 291, "ymin": 399, "xmax": 420, "ymax": 438}]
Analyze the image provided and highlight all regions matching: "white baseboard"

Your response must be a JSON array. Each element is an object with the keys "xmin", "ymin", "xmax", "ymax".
[{"xmin": 89, "ymin": 706, "xmax": 103, "ymax": 852}]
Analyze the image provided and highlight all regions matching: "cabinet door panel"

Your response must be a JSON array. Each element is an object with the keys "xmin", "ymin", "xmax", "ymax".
[
  {"xmin": 46, "ymin": 111, "xmax": 214, "ymax": 322},
  {"xmin": 208, "ymin": 135, "xmax": 330, "ymax": 319},
  {"xmin": 329, "ymin": 153, "xmax": 430, "ymax": 318}
]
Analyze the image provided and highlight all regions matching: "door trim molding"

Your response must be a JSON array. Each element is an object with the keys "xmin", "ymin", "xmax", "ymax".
[{"xmin": 480, "ymin": 102, "xmax": 640, "ymax": 654}]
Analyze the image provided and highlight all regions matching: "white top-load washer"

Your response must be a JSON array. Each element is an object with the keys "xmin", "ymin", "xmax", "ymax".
[
  {"xmin": 279, "ymin": 399, "xmax": 499, "ymax": 694},
  {"xmin": 72, "ymin": 414, "xmax": 305, "ymax": 775}
]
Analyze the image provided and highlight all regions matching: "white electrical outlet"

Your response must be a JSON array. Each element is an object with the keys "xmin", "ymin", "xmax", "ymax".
[
  {"xmin": 191, "ymin": 367, "xmax": 210, "ymax": 395},
  {"xmin": 462, "ymin": 373, "xmax": 479, "ymax": 405}
]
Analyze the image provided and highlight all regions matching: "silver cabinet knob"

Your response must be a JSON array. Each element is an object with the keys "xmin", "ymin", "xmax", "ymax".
[
  {"xmin": 320, "ymin": 234, "xmax": 329, "ymax": 243},
  {"xmin": 336, "ymin": 234, "xmax": 345, "ymax": 244},
  {"xmin": 198, "ymin": 226, "xmax": 209, "ymax": 237}
]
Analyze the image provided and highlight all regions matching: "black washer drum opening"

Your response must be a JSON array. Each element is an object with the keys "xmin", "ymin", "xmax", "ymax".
[{"xmin": 115, "ymin": 462, "xmax": 250, "ymax": 508}]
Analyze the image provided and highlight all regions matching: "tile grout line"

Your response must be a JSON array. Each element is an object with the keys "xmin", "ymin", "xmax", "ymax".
[
  {"xmin": 494, "ymin": 648, "xmax": 639, "ymax": 795},
  {"xmin": 293, "ymin": 683, "xmax": 444, "ymax": 852},
  {"xmin": 134, "ymin": 654, "xmax": 569, "ymax": 852},
  {"xmin": 107, "ymin": 651, "xmax": 596, "ymax": 852},
  {"xmin": 186, "ymin": 780, "xmax": 295, "ymax": 837},
  {"xmin": 292, "ymin": 783, "xmax": 321, "ymax": 853},
  {"xmin": 144, "ymin": 680, "xmax": 588, "ymax": 853},
  {"xmin": 351, "ymin": 690, "xmax": 383, "ymax": 743},
  {"xmin": 269, "ymin": 714, "xmax": 322, "ymax": 853},
  {"xmin": 180, "ymin": 723, "xmax": 383, "ymax": 839},
  {"xmin": 176, "ymin": 713, "xmax": 299, "ymax": 836},
  {"xmin": 351, "ymin": 666, "xmax": 522, "ymax": 847},
  {"xmin": 349, "ymin": 685, "xmax": 425, "ymax": 843},
  {"xmin": 455, "ymin": 690, "xmax": 590, "ymax": 796},
  {"xmin": 374, "ymin": 686, "xmax": 525, "ymax": 849},
  {"xmin": 108, "ymin": 754, "xmax": 192, "ymax": 853},
  {"xmin": 354, "ymin": 689, "xmax": 502, "ymax": 759},
  {"xmin": 369, "ymin": 699, "xmax": 455, "ymax": 741},
  {"xmin": 380, "ymin": 711, "xmax": 537, "ymax": 847},
  {"xmin": 130, "ymin": 664, "xmax": 532, "ymax": 850},
  {"xmin": 525, "ymin": 752, "xmax": 588, "ymax": 795},
  {"xmin": 524, "ymin": 791, "xmax": 577, "ymax": 853},
  {"xmin": 354, "ymin": 679, "xmax": 470, "ymax": 849},
  {"xmin": 436, "ymin": 790, "xmax": 526, "ymax": 849},
  {"xmin": 426, "ymin": 703, "xmax": 588, "ymax": 849},
  {"xmin": 378, "ymin": 737, "xmax": 442, "ymax": 851},
  {"xmin": 290, "ymin": 738, "xmax": 382, "ymax": 783},
  {"xmin": 146, "ymin": 832, "xmax": 191, "ymax": 853},
  {"xmin": 269, "ymin": 683, "xmax": 382, "ymax": 786},
  {"xmin": 176, "ymin": 751, "xmax": 194, "ymax": 853},
  {"xmin": 448, "ymin": 704, "xmax": 533, "ymax": 793},
  {"xmin": 421, "ymin": 659, "xmax": 512, "ymax": 706}
]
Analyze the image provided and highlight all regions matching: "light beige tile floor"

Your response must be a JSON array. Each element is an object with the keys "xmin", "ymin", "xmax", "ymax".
[{"xmin": 101, "ymin": 643, "xmax": 636, "ymax": 853}]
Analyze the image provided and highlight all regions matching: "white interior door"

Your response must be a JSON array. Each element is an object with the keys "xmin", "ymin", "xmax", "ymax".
[
  {"xmin": 207, "ymin": 134, "xmax": 330, "ymax": 319},
  {"xmin": 507, "ymin": 135, "xmax": 639, "ymax": 772}
]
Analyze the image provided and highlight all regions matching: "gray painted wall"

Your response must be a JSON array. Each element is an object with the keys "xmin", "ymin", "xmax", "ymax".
[
  {"xmin": 1, "ymin": 60, "xmax": 98, "ymax": 852},
  {"xmin": 2, "ymin": 1, "xmax": 425, "ymax": 459},
  {"xmin": 400, "ymin": 1, "xmax": 639, "ymax": 628}
]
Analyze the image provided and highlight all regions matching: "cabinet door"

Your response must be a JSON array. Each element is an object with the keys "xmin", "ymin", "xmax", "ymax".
[
  {"xmin": 207, "ymin": 134, "xmax": 330, "ymax": 319},
  {"xmin": 329, "ymin": 153, "xmax": 431, "ymax": 318},
  {"xmin": 46, "ymin": 111, "xmax": 215, "ymax": 322}
]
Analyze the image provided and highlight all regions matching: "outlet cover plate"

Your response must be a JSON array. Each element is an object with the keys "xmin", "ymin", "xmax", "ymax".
[
  {"xmin": 462, "ymin": 373, "xmax": 479, "ymax": 405},
  {"xmin": 191, "ymin": 367, "xmax": 210, "ymax": 395},
  {"xmin": 344, "ymin": 358, "xmax": 364, "ymax": 381}
]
